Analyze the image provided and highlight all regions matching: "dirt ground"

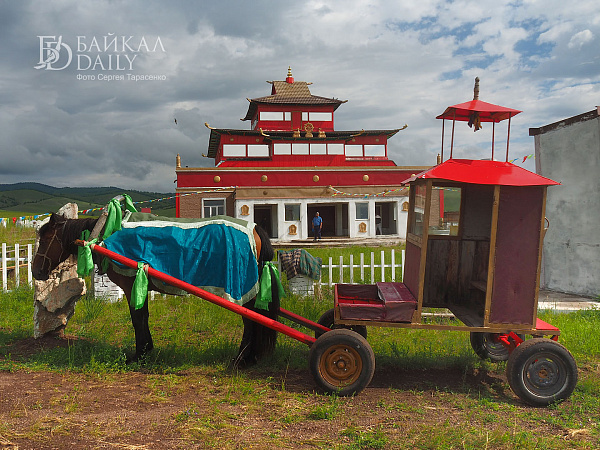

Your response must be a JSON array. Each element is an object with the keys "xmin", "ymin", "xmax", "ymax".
[{"xmin": 0, "ymin": 335, "xmax": 593, "ymax": 449}]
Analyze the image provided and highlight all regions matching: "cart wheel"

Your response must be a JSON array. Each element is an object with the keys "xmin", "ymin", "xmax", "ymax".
[
  {"xmin": 506, "ymin": 338, "xmax": 578, "ymax": 407},
  {"xmin": 315, "ymin": 308, "xmax": 367, "ymax": 339},
  {"xmin": 309, "ymin": 329, "xmax": 375, "ymax": 396},
  {"xmin": 470, "ymin": 332, "xmax": 524, "ymax": 362}
]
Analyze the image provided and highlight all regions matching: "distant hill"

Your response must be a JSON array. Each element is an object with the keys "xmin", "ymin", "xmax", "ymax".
[{"xmin": 0, "ymin": 183, "xmax": 176, "ymax": 217}]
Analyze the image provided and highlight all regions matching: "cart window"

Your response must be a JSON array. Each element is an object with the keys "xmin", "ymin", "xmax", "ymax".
[
  {"xmin": 409, "ymin": 184, "xmax": 426, "ymax": 236},
  {"xmin": 430, "ymin": 187, "xmax": 461, "ymax": 236}
]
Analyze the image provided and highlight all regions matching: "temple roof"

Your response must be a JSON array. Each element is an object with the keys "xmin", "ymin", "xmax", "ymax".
[{"xmin": 242, "ymin": 68, "xmax": 346, "ymax": 121}]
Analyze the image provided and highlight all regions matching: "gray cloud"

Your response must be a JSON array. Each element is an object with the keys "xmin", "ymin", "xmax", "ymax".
[{"xmin": 0, "ymin": 0, "xmax": 599, "ymax": 194}]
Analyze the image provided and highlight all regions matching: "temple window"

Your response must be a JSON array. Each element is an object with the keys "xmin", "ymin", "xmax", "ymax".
[
  {"xmin": 203, "ymin": 199, "xmax": 225, "ymax": 217},
  {"xmin": 285, "ymin": 204, "xmax": 300, "ymax": 221},
  {"xmin": 356, "ymin": 202, "xmax": 369, "ymax": 220}
]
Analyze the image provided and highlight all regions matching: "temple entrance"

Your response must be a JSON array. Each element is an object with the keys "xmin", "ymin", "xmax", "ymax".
[
  {"xmin": 375, "ymin": 202, "xmax": 397, "ymax": 235},
  {"xmin": 307, "ymin": 204, "xmax": 348, "ymax": 238},
  {"xmin": 254, "ymin": 204, "xmax": 278, "ymax": 238}
]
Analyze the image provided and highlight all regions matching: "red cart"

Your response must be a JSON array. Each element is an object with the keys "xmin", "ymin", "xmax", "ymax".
[{"xmin": 314, "ymin": 79, "xmax": 578, "ymax": 406}]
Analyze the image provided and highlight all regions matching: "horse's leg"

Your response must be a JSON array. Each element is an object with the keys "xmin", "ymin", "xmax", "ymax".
[
  {"xmin": 128, "ymin": 297, "xmax": 153, "ymax": 362},
  {"xmin": 234, "ymin": 267, "xmax": 279, "ymax": 368},
  {"xmin": 107, "ymin": 268, "xmax": 154, "ymax": 363}
]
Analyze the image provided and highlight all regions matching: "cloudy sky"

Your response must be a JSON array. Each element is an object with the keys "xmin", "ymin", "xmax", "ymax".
[{"xmin": 1, "ymin": 0, "xmax": 599, "ymax": 193}]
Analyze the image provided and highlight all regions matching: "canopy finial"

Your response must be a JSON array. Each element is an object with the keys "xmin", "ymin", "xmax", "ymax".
[{"xmin": 473, "ymin": 77, "xmax": 480, "ymax": 100}]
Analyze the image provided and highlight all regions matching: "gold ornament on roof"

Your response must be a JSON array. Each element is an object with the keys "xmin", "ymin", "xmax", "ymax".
[
  {"xmin": 304, "ymin": 122, "xmax": 314, "ymax": 138},
  {"xmin": 318, "ymin": 128, "xmax": 326, "ymax": 138}
]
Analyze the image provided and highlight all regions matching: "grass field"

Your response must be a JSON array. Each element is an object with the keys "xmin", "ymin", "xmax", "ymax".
[
  {"xmin": 1, "ymin": 286, "xmax": 599, "ymax": 447},
  {"xmin": 1, "ymin": 228, "xmax": 599, "ymax": 448}
]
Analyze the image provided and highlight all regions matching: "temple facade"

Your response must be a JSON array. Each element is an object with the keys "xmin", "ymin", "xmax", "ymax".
[{"xmin": 176, "ymin": 68, "xmax": 430, "ymax": 241}]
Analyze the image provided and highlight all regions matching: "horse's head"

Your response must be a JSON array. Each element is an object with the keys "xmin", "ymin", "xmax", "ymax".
[{"xmin": 32, "ymin": 213, "xmax": 70, "ymax": 281}]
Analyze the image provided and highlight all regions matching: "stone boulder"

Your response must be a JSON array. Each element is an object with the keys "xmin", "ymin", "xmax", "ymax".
[{"xmin": 33, "ymin": 203, "xmax": 86, "ymax": 338}]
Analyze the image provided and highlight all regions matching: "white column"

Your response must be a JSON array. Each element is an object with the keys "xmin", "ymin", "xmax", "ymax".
[
  {"xmin": 276, "ymin": 201, "xmax": 285, "ymax": 240},
  {"xmin": 301, "ymin": 201, "xmax": 309, "ymax": 240},
  {"xmin": 369, "ymin": 201, "xmax": 376, "ymax": 237},
  {"xmin": 335, "ymin": 203, "xmax": 343, "ymax": 237},
  {"xmin": 348, "ymin": 200, "xmax": 357, "ymax": 238}
]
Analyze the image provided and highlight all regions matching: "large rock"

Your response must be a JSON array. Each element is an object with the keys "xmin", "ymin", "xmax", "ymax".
[{"xmin": 33, "ymin": 203, "xmax": 86, "ymax": 338}]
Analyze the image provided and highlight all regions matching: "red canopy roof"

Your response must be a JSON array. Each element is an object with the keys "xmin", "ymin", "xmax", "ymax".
[
  {"xmin": 436, "ymin": 99, "xmax": 521, "ymax": 123},
  {"xmin": 404, "ymin": 159, "xmax": 559, "ymax": 186}
]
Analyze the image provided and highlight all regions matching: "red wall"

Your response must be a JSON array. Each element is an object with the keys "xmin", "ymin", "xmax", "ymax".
[{"xmin": 177, "ymin": 168, "xmax": 415, "ymax": 189}]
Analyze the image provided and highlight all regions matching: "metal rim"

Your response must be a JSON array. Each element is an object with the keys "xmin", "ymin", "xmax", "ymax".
[
  {"xmin": 521, "ymin": 351, "xmax": 568, "ymax": 397},
  {"xmin": 319, "ymin": 344, "xmax": 363, "ymax": 387},
  {"xmin": 482, "ymin": 333, "xmax": 508, "ymax": 356}
]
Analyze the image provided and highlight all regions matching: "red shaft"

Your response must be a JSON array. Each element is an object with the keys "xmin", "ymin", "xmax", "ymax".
[{"xmin": 86, "ymin": 242, "xmax": 317, "ymax": 346}]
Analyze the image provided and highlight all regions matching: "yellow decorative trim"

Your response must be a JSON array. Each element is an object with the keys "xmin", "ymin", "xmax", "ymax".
[
  {"xmin": 313, "ymin": 175, "xmax": 320, "ymax": 182},
  {"xmin": 213, "ymin": 176, "xmax": 221, "ymax": 183},
  {"xmin": 261, "ymin": 175, "xmax": 268, "ymax": 182},
  {"xmin": 362, "ymin": 175, "xmax": 369, "ymax": 182},
  {"xmin": 240, "ymin": 205, "xmax": 250, "ymax": 216},
  {"xmin": 288, "ymin": 224, "xmax": 297, "ymax": 235},
  {"xmin": 358, "ymin": 222, "xmax": 367, "ymax": 233}
]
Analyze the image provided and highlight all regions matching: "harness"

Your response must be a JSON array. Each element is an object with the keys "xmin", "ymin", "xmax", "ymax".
[{"xmin": 37, "ymin": 220, "xmax": 68, "ymax": 275}]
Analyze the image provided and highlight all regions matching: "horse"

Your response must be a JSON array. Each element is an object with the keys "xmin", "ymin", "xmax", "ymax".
[{"xmin": 32, "ymin": 212, "xmax": 280, "ymax": 366}]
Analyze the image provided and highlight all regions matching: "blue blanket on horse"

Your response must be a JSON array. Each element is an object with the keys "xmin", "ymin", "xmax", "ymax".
[{"xmin": 102, "ymin": 213, "xmax": 259, "ymax": 305}]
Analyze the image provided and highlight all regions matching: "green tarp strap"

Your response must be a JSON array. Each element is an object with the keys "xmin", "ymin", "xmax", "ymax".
[
  {"xmin": 255, "ymin": 261, "xmax": 285, "ymax": 310},
  {"xmin": 131, "ymin": 261, "xmax": 148, "ymax": 310},
  {"xmin": 102, "ymin": 195, "xmax": 137, "ymax": 240},
  {"xmin": 77, "ymin": 230, "xmax": 97, "ymax": 277}
]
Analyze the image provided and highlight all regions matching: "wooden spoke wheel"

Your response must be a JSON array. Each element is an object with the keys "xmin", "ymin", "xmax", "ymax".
[
  {"xmin": 506, "ymin": 338, "xmax": 578, "ymax": 406},
  {"xmin": 309, "ymin": 329, "xmax": 375, "ymax": 396}
]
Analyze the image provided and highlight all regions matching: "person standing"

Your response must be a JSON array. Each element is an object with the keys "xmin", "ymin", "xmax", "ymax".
[{"xmin": 312, "ymin": 211, "xmax": 323, "ymax": 241}]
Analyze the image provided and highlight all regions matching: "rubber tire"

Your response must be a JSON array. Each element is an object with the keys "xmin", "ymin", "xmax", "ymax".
[
  {"xmin": 506, "ymin": 338, "xmax": 578, "ymax": 407},
  {"xmin": 309, "ymin": 328, "xmax": 375, "ymax": 396},
  {"xmin": 470, "ymin": 332, "xmax": 524, "ymax": 362},
  {"xmin": 315, "ymin": 308, "xmax": 368, "ymax": 340}
]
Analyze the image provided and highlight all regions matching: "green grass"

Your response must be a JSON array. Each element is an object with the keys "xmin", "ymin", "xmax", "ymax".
[
  {"xmin": 1, "ymin": 228, "xmax": 600, "ymax": 447},
  {"xmin": 1, "ymin": 285, "xmax": 600, "ymax": 448}
]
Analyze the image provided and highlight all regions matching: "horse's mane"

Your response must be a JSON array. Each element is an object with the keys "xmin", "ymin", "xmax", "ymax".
[
  {"xmin": 63, "ymin": 217, "xmax": 98, "ymax": 247},
  {"xmin": 40, "ymin": 215, "xmax": 98, "ymax": 255},
  {"xmin": 254, "ymin": 224, "xmax": 274, "ymax": 264}
]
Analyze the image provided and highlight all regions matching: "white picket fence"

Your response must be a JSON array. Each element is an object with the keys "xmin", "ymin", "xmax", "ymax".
[
  {"xmin": 1, "ymin": 242, "xmax": 405, "ymax": 295},
  {"xmin": 1, "ymin": 243, "xmax": 34, "ymax": 291},
  {"xmin": 317, "ymin": 249, "xmax": 405, "ymax": 286}
]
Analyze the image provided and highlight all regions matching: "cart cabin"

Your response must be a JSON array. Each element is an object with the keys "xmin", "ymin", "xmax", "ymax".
[{"xmin": 404, "ymin": 159, "xmax": 559, "ymax": 329}]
